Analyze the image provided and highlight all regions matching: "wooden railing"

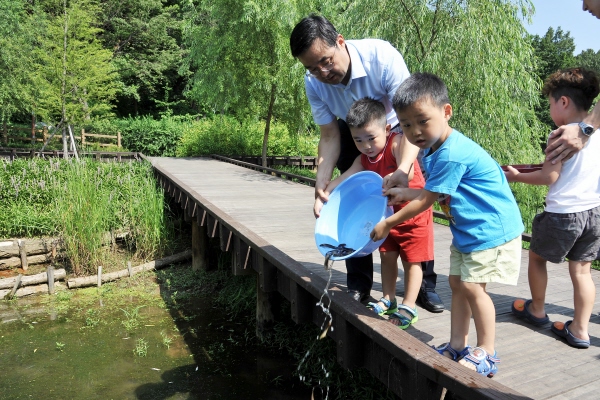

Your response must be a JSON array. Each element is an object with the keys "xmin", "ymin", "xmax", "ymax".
[
  {"xmin": 230, "ymin": 155, "xmax": 317, "ymax": 168},
  {"xmin": 1, "ymin": 123, "xmax": 121, "ymax": 149}
]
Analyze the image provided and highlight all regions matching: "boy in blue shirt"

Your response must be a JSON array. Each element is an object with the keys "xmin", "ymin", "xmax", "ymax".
[{"xmin": 370, "ymin": 73, "xmax": 524, "ymax": 377}]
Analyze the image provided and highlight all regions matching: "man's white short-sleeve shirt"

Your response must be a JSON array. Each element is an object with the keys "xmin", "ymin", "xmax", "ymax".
[{"xmin": 304, "ymin": 39, "xmax": 410, "ymax": 127}]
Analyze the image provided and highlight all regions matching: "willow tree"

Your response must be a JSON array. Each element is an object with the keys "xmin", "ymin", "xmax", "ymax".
[
  {"xmin": 183, "ymin": 0, "xmax": 312, "ymax": 166},
  {"xmin": 320, "ymin": 0, "xmax": 545, "ymax": 228},
  {"xmin": 323, "ymin": 0, "xmax": 540, "ymax": 165}
]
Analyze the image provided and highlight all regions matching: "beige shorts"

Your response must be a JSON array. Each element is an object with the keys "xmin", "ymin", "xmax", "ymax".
[{"xmin": 449, "ymin": 236, "xmax": 522, "ymax": 285}]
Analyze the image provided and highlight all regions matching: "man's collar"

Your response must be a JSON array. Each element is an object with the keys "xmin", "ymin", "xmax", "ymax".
[{"xmin": 346, "ymin": 41, "xmax": 366, "ymax": 83}]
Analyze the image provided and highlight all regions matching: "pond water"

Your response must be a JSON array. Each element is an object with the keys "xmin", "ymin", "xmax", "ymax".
[{"xmin": 0, "ymin": 272, "xmax": 312, "ymax": 400}]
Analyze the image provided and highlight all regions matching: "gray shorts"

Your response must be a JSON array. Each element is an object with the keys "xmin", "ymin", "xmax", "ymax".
[{"xmin": 530, "ymin": 205, "xmax": 600, "ymax": 263}]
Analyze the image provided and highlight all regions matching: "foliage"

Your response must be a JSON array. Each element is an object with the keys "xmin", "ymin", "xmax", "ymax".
[
  {"xmin": 99, "ymin": 0, "xmax": 191, "ymax": 117},
  {"xmin": 0, "ymin": 158, "xmax": 171, "ymax": 274},
  {"xmin": 32, "ymin": 0, "xmax": 119, "ymax": 125},
  {"xmin": 0, "ymin": 0, "xmax": 35, "ymax": 121},
  {"xmin": 176, "ymin": 115, "xmax": 319, "ymax": 157},
  {"xmin": 182, "ymin": 0, "xmax": 313, "ymax": 164},
  {"xmin": 85, "ymin": 115, "xmax": 194, "ymax": 156},
  {"xmin": 576, "ymin": 49, "xmax": 600, "ymax": 76},
  {"xmin": 530, "ymin": 27, "xmax": 577, "ymax": 130}
]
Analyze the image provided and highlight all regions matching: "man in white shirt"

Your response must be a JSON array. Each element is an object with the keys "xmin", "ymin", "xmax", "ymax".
[{"xmin": 289, "ymin": 15, "xmax": 445, "ymax": 312}]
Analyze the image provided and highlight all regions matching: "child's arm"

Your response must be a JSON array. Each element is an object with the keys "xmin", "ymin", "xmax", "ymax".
[
  {"xmin": 383, "ymin": 187, "xmax": 423, "ymax": 205},
  {"xmin": 314, "ymin": 156, "xmax": 364, "ymax": 218},
  {"xmin": 504, "ymin": 158, "xmax": 562, "ymax": 186},
  {"xmin": 370, "ymin": 189, "xmax": 438, "ymax": 241},
  {"xmin": 382, "ymin": 133, "xmax": 418, "ymax": 190}
]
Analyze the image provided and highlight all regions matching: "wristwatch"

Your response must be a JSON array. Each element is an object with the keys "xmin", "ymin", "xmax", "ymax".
[{"xmin": 579, "ymin": 122, "xmax": 594, "ymax": 136}]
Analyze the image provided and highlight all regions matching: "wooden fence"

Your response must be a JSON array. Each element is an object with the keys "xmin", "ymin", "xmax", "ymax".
[{"xmin": 1, "ymin": 123, "xmax": 121, "ymax": 149}]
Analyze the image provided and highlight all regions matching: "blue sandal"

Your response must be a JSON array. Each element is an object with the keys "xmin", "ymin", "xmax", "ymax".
[
  {"xmin": 461, "ymin": 347, "xmax": 499, "ymax": 378},
  {"xmin": 367, "ymin": 297, "xmax": 398, "ymax": 316},
  {"xmin": 432, "ymin": 343, "xmax": 471, "ymax": 361},
  {"xmin": 388, "ymin": 304, "xmax": 418, "ymax": 329}
]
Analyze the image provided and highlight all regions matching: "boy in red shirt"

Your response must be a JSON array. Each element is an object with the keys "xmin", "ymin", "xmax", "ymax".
[{"xmin": 314, "ymin": 97, "xmax": 434, "ymax": 329}]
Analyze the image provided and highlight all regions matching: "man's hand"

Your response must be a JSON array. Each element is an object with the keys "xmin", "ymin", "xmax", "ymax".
[
  {"xmin": 503, "ymin": 165, "xmax": 520, "ymax": 182},
  {"xmin": 314, "ymin": 196, "xmax": 325, "ymax": 218},
  {"xmin": 370, "ymin": 220, "xmax": 391, "ymax": 242},
  {"xmin": 384, "ymin": 187, "xmax": 409, "ymax": 206},
  {"xmin": 315, "ymin": 180, "xmax": 330, "ymax": 203},
  {"xmin": 383, "ymin": 169, "xmax": 409, "ymax": 190},
  {"xmin": 545, "ymin": 124, "xmax": 586, "ymax": 164}
]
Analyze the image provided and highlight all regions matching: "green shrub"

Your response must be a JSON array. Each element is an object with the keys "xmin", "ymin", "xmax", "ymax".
[
  {"xmin": 176, "ymin": 115, "xmax": 318, "ymax": 157},
  {"xmin": 86, "ymin": 116, "xmax": 195, "ymax": 156}
]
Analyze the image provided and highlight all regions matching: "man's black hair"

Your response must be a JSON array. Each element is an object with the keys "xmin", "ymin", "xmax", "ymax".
[
  {"xmin": 290, "ymin": 15, "xmax": 338, "ymax": 57},
  {"xmin": 393, "ymin": 72, "xmax": 450, "ymax": 112},
  {"xmin": 346, "ymin": 98, "xmax": 387, "ymax": 129}
]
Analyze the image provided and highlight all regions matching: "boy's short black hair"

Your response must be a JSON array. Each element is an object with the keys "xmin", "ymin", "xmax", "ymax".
[
  {"xmin": 290, "ymin": 15, "xmax": 338, "ymax": 58},
  {"xmin": 542, "ymin": 67, "xmax": 600, "ymax": 111},
  {"xmin": 392, "ymin": 72, "xmax": 450, "ymax": 112},
  {"xmin": 346, "ymin": 98, "xmax": 387, "ymax": 129}
]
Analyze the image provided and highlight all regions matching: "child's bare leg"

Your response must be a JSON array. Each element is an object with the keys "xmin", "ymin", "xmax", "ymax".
[
  {"xmin": 457, "ymin": 281, "xmax": 495, "ymax": 371},
  {"xmin": 568, "ymin": 260, "xmax": 594, "ymax": 341},
  {"xmin": 378, "ymin": 251, "xmax": 399, "ymax": 307},
  {"xmin": 400, "ymin": 260, "xmax": 423, "ymax": 309},
  {"xmin": 528, "ymin": 250, "xmax": 548, "ymax": 318},
  {"xmin": 443, "ymin": 275, "xmax": 471, "ymax": 359}
]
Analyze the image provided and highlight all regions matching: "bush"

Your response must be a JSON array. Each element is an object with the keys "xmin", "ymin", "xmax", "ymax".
[
  {"xmin": 176, "ymin": 115, "xmax": 318, "ymax": 157},
  {"xmin": 86, "ymin": 116, "xmax": 195, "ymax": 157}
]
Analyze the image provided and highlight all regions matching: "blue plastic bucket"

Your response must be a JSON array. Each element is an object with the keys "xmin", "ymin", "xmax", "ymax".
[{"xmin": 315, "ymin": 171, "xmax": 393, "ymax": 261}]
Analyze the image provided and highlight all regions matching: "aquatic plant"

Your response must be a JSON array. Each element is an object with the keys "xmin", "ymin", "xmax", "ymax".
[{"xmin": 133, "ymin": 338, "xmax": 148, "ymax": 357}]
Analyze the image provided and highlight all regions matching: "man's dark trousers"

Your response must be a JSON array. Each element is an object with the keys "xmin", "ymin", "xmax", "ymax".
[{"xmin": 336, "ymin": 119, "xmax": 438, "ymax": 296}]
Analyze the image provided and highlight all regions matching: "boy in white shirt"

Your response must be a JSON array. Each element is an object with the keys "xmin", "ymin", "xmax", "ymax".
[{"xmin": 506, "ymin": 67, "xmax": 600, "ymax": 348}]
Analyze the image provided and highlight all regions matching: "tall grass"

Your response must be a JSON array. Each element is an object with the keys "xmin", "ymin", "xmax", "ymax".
[{"xmin": 0, "ymin": 158, "xmax": 170, "ymax": 275}]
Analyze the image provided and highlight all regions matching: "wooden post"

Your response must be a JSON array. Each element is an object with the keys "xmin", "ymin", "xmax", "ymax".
[
  {"xmin": 51, "ymin": 241, "xmax": 57, "ymax": 262},
  {"xmin": 117, "ymin": 132, "xmax": 121, "ymax": 148},
  {"xmin": 232, "ymin": 236, "xmax": 254, "ymax": 276},
  {"xmin": 81, "ymin": 128, "xmax": 86, "ymax": 146},
  {"xmin": 8, "ymin": 274, "xmax": 22, "ymax": 298},
  {"xmin": 97, "ymin": 266, "xmax": 102, "ymax": 288},
  {"xmin": 192, "ymin": 221, "xmax": 208, "ymax": 271},
  {"xmin": 47, "ymin": 266, "xmax": 55, "ymax": 295},
  {"xmin": 17, "ymin": 239, "xmax": 28, "ymax": 271},
  {"xmin": 31, "ymin": 115, "xmax": 35, "ymax": 145},
  {"xmin": 256, "ymin": 274, "xmax": 277, "ymax": 340},
  {"xmin": 2, "ymin": 121, "xmax": 7, "ymax": 146},
  {"xmin": 43, "ymin": 126, "xmax": 48, "ymax": 144},
  {"xmin": 127, "ymin": 261, "xmax": 132, "ymax": 277}
]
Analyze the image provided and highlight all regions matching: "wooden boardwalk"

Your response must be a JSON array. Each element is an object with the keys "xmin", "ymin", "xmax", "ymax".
[{"xmin": 150, "ymin": 156, "xmax": 600, "ymax": 400}]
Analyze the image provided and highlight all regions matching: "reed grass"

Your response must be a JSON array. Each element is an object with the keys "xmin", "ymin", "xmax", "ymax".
[{"xmin": 0, "ymin": 157, "xmax": 171, "ymax": 275}]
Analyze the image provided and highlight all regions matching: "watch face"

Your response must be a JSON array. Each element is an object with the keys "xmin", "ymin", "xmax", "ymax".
[{"xmin": 580, "ymin": 122, "xmax": 594, "ymax": 136}]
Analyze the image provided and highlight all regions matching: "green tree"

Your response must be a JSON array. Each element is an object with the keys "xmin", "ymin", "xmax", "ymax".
[
  {"xmin": 0, "ymin": 0, "xmax": 35, "ymax": 121},
  {"xmin": 575, "ymin": 49, "xmax": 600, "ymax": 76},
  {"xmin": 33, "ymin": 0, "xmax": 119, "ymax": 127},
  {"xmin": 530, "ymin": 27, "xmax": 576, "ymax": 129},
  {"xmin": 328, "ymin": 0, "xmax": 542, "ymax": 164},
  {"xmin": 183, "ymin": 0, "xmax": 312, "ymax": 166},
  {"xmin": 99, "ymin": 0, "xmax": 189, "ymax": 117}
]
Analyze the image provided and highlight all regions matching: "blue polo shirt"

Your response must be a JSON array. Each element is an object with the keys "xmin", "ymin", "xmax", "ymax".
[
  {"xmin": 304, "ymin": 39, "xmax": 410, "ymax": 127},
  {"xmin": 423, "ymin": 130, "xmax": 524, "ymax": 253}
]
